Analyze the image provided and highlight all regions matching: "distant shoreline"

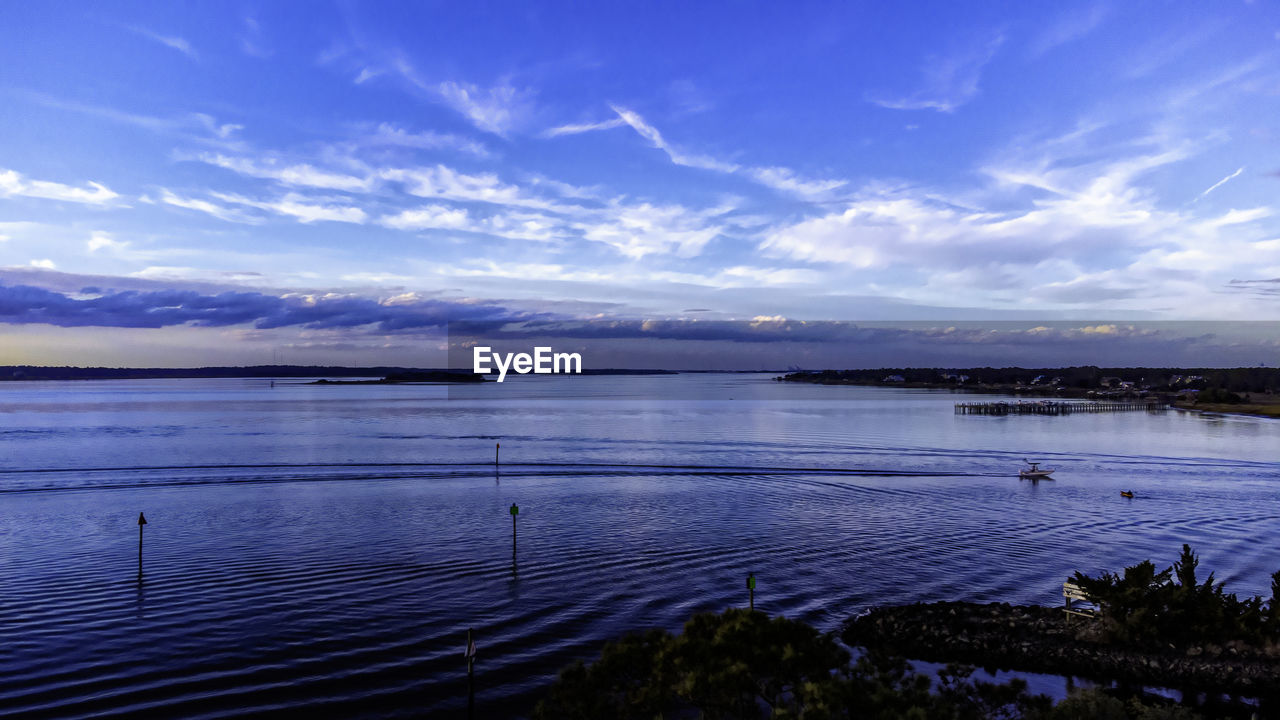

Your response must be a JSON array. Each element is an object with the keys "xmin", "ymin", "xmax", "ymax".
[
  {"xmin": 0, "ymin": 365, "xmax": 681, "ymax": 382},
  {"xmin": 777, "ymin": 367, "xmax": 1280, "ymax": 419}
]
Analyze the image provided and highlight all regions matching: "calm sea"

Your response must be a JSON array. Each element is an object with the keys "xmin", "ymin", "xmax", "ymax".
[{"xmin": 1, "ymin": 374, "xmax": 1277, "ymax": 718}]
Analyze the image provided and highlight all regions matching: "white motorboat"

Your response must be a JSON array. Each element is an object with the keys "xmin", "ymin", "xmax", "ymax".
[{"xmin": 1019, "ymin": 460, "xmax": 1055, "ymax": 479}]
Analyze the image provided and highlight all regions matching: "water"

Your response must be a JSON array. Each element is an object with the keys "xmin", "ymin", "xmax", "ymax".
[{"xmin": 1, "ymin": 374, "xmax": 1277, "ymax": 718}]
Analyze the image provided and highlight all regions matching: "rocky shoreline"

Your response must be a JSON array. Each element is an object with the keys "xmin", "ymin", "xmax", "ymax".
[{"xmin": 842, "ymin": 601, "xmax": 1280, "ymax": 697}]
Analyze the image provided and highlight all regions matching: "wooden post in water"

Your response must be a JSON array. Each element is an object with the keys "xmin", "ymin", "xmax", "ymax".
[
  {"xmin": 510, "ymin": 503, "xmax": 519, "ymax": 552},
  {"xmin": 747, "ymin": 572, "xmax": 756, "ymax": 611},
  {"xmin": 137, "ymin": 512, "xmax": 147, "ymax": 577},
  {"xmin": 465, "ymin": 628, "xmax": 476, "ymax": 719},
  {"xmin": 495, "ymin": 442, "xmax": 500, "ymax": 466}
]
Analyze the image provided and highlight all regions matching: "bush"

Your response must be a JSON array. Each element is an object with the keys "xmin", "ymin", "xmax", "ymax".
[
  {"xmin": 1069, "ymin": 545, "xmax": 1277, "ymax": 649},
  {"xmin": 533, "ymin": 609, "xmax": 1218, "ymax": 718},
  {"xmin": 532, "ymin": 609, "xmax": 1051, "ymax": 719}
]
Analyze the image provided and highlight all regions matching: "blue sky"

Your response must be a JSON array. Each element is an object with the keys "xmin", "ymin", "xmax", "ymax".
[{"xmin": 1, "ymin": 2, "xmax": 1278, "ymax": 367}]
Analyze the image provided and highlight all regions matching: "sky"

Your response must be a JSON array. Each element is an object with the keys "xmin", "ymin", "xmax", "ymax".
[{"xmin": 1, "ymin": 1, "xmax": 1279, "ymax": 368}]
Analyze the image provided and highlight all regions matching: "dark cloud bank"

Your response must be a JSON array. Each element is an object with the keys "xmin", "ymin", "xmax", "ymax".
[{"xmin": 1, "ymin": 282, "xmax": 1276, "ymax": 368}]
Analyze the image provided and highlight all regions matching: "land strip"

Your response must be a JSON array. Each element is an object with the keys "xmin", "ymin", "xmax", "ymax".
[{"xmin": 843, "ymin": 601, "xmax": 1280, "ymax": 696}]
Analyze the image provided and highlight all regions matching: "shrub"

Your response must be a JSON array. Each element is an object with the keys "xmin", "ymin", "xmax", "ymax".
[
  {"xmin": 1069, "ymin": 545, "xmax": 1276, "ymax": 649},
  {"xmin": 533, "ymin": 609, "xmax": 1055, "ymax": 719}
]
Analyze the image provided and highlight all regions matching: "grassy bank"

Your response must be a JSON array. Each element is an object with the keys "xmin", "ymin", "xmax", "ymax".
[{"xmin": 1173, "ymin": 401, "xmax": 1280, "ymax": 418}]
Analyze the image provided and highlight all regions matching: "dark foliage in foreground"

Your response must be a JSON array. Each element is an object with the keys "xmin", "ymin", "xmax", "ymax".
[
  {"xmin": 532, "ymin": 609, "xmax": 1202, "ymax": 719},
  {"xmin": 1070, "ymin": 544, "xmax": 1280, "ymax": 650}
]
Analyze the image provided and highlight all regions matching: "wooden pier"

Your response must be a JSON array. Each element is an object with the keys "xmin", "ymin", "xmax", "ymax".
[{"xmin": 955, "ymin": 400, "xmax": 1167, "ymax": 416}]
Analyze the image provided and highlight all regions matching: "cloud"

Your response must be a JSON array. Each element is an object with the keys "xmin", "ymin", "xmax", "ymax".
[
  {"xmin": 379, "ymin": 205, "xmax": 471, "ymax": 231},
  {"xmin": 868, "ymin": 32, "xmax": 1005, "ymax": 112},
  {"xmin": 717, "ymin": 266, "xmax": 822, "ymax": 287},
  {"xmin": 123, "ymin": 25, "xmax": 197, "ymax": 60},
  {"xmin": 435, "ymin": 80, "xmax": 533, "ymax": 137},
  {"xmin": 0, "ymin": 283, "xmax": 537, "ymax": 332},
  {"xmin": 239, "ymin": 15, "xmax": 271, "ymax": 58},
  {"xmin": 87, "ymin": 231, "xmax": 128, "ymax": 253},
  {"xmin": 1194, "ymin": 166, "xmax": 1245, "ymax": 201},
  {"xmin": 193, "ymin": 114, "xmax": 244, "ymax": 141},
  {"xmin": 363, "ymin": 123, "xmax": 491, "ymax": 158},
  {"xmin": 1029, "ymin": 4, "xmax": 1108, "ymax": 57},
  {"xmin": 577, "ymin": 201, "xmax": 729, "ymax": 259},
  {"xmin": 351, "ymin": 55, "xmax": 536, "ymax": 136},
  {"xmin": 194, "ymin": 154, "xmax": 372, "ymax": 192},
  {"xmin": 0, "ymin": 168, "xmax": 120, "ymax": 205},
  {"xmin": 379, "ymin": 165, "xmax": 558, "ymax": 209},
  {"xmin": 159, "ymin": 189, "xmax": 259, "ymax": 224},
  {"xmin": 211, "ymin": 192, "xmax": 368, "ymax": 224},
  {"xmin": 757, "ymin": 131, "xmax": 1278, "ymax": 315},
  {"xmin": 746, "ymin": 167, "xmax": 847, "ymax": 197},
  {"xmin": 1123, "ymin": 23, "xmax": 1221, "ymax": 80},
  {"xmin": 541, "ymin": 117, "xmax": 627, "ymax": 138},
  {"xmin": 1, "ymin": 272, "xmax": 1272, "ymax": 367},
  {"xmin": 29, "ymin": 259, "xmax": 56, "ymax": 270},
  {"xmin": 20, "ymin": 93, "xmax": 244, "ymax": 148},
  {"xmin": 609, "ymin": 106, "xmax": 844, "ymax": 198},
  {"xmin": 611, "ymin": 105, "xmax": 740, "ymax": 173},
  {"xmin": 380, "ymin": 205, "xmax": 564, "ymax": 242},
  {"xmin": 1227, "ymin": 277, "xmax": 1280, "ymax": 299}
]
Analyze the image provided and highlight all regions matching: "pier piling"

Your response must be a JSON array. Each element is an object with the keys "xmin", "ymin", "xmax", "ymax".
[{"xmin": 955, "ymin": 400, "xmax": 1168, "ymax": 416}]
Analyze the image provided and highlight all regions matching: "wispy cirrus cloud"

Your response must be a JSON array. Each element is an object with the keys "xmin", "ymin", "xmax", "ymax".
[
  {"xmin": 0, "ymin": 168, "xmax": 120, "ymax": 205},
  {"xmin": 541, "ymin": 117, "xmax": 627, "ymax": 138},
  {"xmin": 1194, "ymin": 166, "xmax": 1244, "ymax": 201},
  {"xmin": 868, "ymin": 31, "xmax": 1005, "ymax": 112},
  {"xmin": 210, "ymin": 192, "xmax": 368, "ymax": 224},
  {"xmin": 605, "ymin": 106, "xmax": 846, "ymax": 199},
  {"xmin": 122, "ymin": 24, "xmax": 197, "ymax": 60},
  {"xmin": 746, "ymin": 167, "xmax": 847, "ymax": 198},
  {"xmin": 334, "ymin": 50, "xmax": 537, "ymax": 137},
  {"xmin": 388, "ymin": 56, "xmax": 534, "ymax": 137},
  {"xmin": 610, "ymin": 105, "xmax": 740, "ymax": 173},
  {"xmin": 436, "ymin": 80, "xmax": 533, "ymax": 137},
  {"xmin": 22, "ymin": 92, "xmax": 243, "ymax": 148},
  {"xmin": 193, "ymin": 153, "xmax": 372, "ymax": 192},
  {"xmin": 238, "ymin": 15, "xmax": 271, "ymax": 58},
  {"xmin": 361, "ymin": 122, "xmax": 491, "ymax": 158},
  {"xmin": 1028, "ymin": 4, "xmax": 1108, "ymax": 57},
  {"xmin": 159, "ymin": 189, "xmax": 259, "ymax": 224}
]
